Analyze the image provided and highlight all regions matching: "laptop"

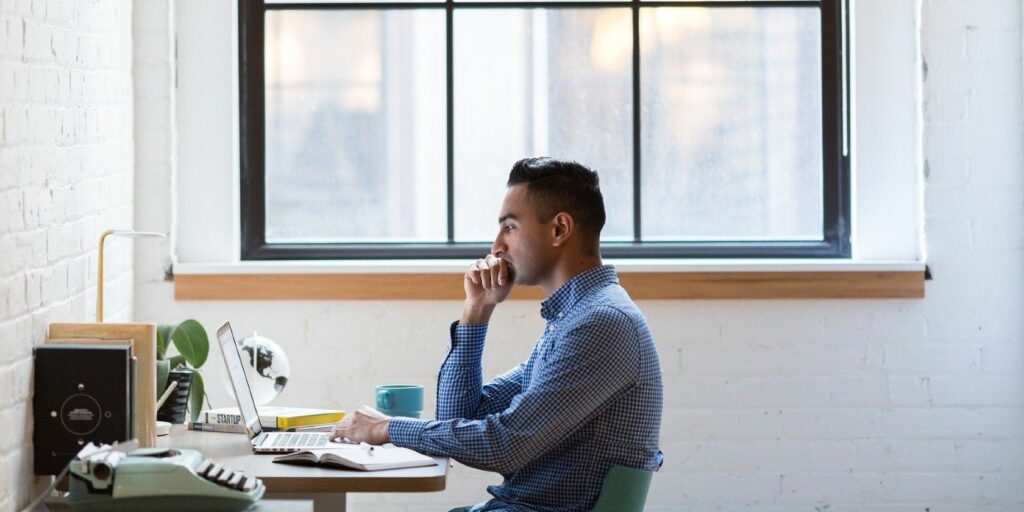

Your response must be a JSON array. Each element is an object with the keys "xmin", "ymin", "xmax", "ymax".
[{"xmin": 216, "ymin": 321, "xmax": 334, "ymax": 454}]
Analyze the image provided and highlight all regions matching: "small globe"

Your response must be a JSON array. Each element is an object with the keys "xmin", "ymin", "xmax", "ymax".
[{"xmin": 237, "ymin": 332, "xmax": 290, "ymax": 405}]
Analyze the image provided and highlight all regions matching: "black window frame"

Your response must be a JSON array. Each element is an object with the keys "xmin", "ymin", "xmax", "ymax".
[{"xmin": 239, "ymin": 0, "xmax": 850, "ymax": 260}]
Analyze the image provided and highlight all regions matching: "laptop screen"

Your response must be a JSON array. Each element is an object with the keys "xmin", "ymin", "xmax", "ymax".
[{"xmin": 216, "ymin": 322, "xmax": 263, "ymax": 439}]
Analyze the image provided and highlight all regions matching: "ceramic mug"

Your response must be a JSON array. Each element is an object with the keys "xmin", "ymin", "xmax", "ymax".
[{"xmin": 375, "ymin": 384, "xmax": 424, "ymax": 419}]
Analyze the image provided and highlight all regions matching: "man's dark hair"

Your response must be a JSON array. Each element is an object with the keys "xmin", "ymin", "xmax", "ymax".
[{"xmin": 507, "ymin": 157, "xmax": 606, "ymax": 246}]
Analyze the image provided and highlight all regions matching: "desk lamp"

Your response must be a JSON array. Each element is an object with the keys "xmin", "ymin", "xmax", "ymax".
[{"xmin": 97, "ymin": 229, "xmax": 166, "ymax": 322}]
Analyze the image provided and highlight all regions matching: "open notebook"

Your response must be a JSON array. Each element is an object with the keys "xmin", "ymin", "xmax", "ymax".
[{"xmin": 272, "ymin": 444, "xmax": 436, "ymax": 471}]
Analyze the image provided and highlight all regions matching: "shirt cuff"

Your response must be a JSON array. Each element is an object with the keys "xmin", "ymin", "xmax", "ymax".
[
  {"xmin": 448, "ymin": 320, "xmax": 487, "ymax": 364},
  {"xmin": 387, "ymin": 417, "xmax": 429, "ymax": 449}
]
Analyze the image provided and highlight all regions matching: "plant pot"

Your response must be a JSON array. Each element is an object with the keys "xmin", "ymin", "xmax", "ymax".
[{"xmin": 157, "ymin": 369, "xmax": 193, "ymax": 424}]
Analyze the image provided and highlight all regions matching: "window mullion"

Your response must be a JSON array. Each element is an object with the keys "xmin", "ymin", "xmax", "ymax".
[
  {"xmin": 446, "ymin": 0, "xmax": 455, "ymax": 243},
  {"xmin": 631, "ymin": 0, "xmax": 641, "ymax": 243}
]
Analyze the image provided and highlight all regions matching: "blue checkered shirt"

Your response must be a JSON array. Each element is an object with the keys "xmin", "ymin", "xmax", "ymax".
[{"xmin": 389, "ymin": 265, "xmax": 663, "ymax": 511}]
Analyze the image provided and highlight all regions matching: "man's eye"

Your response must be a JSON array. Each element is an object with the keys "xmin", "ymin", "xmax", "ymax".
[{"xmin": 504, "ymin": 225, "xmax": 514, "ymax": 232}]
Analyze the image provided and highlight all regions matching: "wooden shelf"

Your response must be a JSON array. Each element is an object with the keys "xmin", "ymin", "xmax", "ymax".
[{"xmin": 174, "ymin": 270, "xmax": 924, "ymax": 300}]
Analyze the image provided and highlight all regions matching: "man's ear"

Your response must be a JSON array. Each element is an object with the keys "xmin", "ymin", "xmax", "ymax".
[{"xmin": 550, "ymin": 212, "xmax": 574, "ymax": 247}]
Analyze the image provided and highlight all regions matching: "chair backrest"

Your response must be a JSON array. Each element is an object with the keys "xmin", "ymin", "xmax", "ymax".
[{"xmin": 590, "ymin": 465, "xmax": 654, "ymax": 512}]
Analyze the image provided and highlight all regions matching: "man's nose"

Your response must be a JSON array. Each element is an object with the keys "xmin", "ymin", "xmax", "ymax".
[{"xmin": 491, "ymin": 235, "xmax": 506, "ymax": 256}]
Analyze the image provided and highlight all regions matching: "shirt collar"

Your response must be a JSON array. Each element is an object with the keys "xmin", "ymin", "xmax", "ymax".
[{"xmin": 539, "ymin": 264, "xmax": 618, "ymax": 321}]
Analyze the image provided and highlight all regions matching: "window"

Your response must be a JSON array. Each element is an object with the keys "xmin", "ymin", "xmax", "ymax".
[{"xmin": 239, "ymin": 0, "xmax": 849, "ymax": 260}]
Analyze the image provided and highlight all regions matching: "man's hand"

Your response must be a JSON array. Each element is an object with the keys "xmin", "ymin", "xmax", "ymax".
[
  {"xmin": 462, "ymin": 255, "xmax": 514, "ymax": 324},
  {"xmin": 330, "ymin": 406, "xmax": 391, "ymax": 445}
]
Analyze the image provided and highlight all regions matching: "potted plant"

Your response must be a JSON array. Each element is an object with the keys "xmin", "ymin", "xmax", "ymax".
[{"xmin": 156, "ymin": 319, "xmax": 209, "ymax": 423}]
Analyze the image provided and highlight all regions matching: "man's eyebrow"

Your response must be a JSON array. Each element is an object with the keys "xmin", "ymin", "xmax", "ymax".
[{"xmin": 498, "ymin": 214, "xmax": 518, "ymax": 224}]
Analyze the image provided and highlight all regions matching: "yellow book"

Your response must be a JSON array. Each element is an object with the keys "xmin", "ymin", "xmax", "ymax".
[
  {"xmin": 275, "ymin": 410, "xmax": 345, "ymax": 430},
  {"xmin": 204, "ymin": 406, "xmax": 345, "ymax": 430}
]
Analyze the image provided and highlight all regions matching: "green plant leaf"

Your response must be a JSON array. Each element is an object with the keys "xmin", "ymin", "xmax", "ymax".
[
  {"xmin": 169, "ymin": 319, "xmax": 209, "ymax": 369},
  {"xmin": 168, "ymin": 354, "xmax": 186, "ymax": 370},
  {"xmin": 188, "ymin": 371, "xmax": 205, "ymax": 423},
  {"xmin": 156, "ymin": 324, "xmax": 174, "ymax": 360},
  {"xmin": 156, "ymin": 359, "xmax": 170, "ymax": 399}
]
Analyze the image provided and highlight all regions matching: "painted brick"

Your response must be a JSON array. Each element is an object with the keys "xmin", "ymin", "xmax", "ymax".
[
  {"xmin": 925, "ymin": 90, "xmax": 970, "ymax": 123},
  {"xmin": 781, "ymin": 471, "xmax": 1024, "ymax": 506},
  {"xmin": 716, "ymin": 303, "xmax": 826, "ymax": 343},
  {"xmin": 878, "ymin": 408, "xmax": 1024, "ymax": 439},
  {"xmin": 0, "ymin": 358, "xmax": 32, "ymax": 410},
  {"xmin": 928, "ymin": 375, "xmax": 1024, "ymax": 406},
  {"xmin": 0, "ymin": 399, "xmax": 30, "ymax": 453},
  {"xmin": 651, "ymin": 472, "xmax": 783, "ymax": 505},
  {"xmin": 0, "ymin": 318, "xmax": 30, "ymax": 367},
  {"xmin": 5, "ymin": 274, "xmax": 29, "ymax": 318},
  {"xmin": 679, "ymin": 343, "xmax": 885, "ymax": 377},
  {"xmin": 882, "ymin": 343, "xmax": 983, "ymax": 374},
  {"xmin": 2, "ymin": 1, "xmax": 135, "ymax": 509},
  {"xmin": 980, "ymin": 343, "xmax": 1024, "ymax": 375},
  {"xmin": 970, "ymin": 144, "xmax": 1024, "ymax": 188},
  {"xmin": 659, "ymin": 438, "xmax": 1024, "ymax": 475}
]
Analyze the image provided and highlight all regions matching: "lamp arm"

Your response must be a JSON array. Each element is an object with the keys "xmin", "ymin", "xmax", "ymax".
[{"xmin": 96, "ymin": 229, "xmax": 115, "ymax": 322}]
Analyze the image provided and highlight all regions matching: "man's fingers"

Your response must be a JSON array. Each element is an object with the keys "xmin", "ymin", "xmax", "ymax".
[
  {"xmin": 330, "ymin": 412, "xmax": 360, "ymax": 442},
  {"xmin": 483, "ymin": 255, "xmax": 504, "ymax": 289},
  {"xmin": 490, "ymin": 259, "xmax": 503, "ymax": 287},
  {"xmin": 467, "ymin": 259, "xmax": 490, "ymax": 286},
  {"xmin": 475, "ymin": 258, "xmax": 490, "ymax": 289},
  {"xmin": 330, "ymin": 425, "xmax": 345, "ymax": 441},
  {"xmin": 498, "ymin": 258, "xmax": 509, "ymax": 286},
  {"xmin": 480, "ymin": 265, "xmax": 492, "ymax": 289},
  {"xmin": 466, "ymin": 255, "xmax": 509, "ymax": 290}
]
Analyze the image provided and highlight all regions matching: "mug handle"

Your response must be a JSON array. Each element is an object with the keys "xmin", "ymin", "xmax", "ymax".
[{"xmin": 376, "ymin": 389, "xmax": 391, "ymax": 410}]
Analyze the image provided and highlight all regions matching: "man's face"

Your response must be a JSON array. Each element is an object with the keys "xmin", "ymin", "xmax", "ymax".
[{"xmin": 491, "ymin": 184, "xmax": 558, "ymax": 286}]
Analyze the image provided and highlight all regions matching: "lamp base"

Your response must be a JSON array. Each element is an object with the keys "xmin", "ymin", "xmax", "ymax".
[{"xmin": 155, "ymin": 420, "xmax": 171, "ymax": 436}]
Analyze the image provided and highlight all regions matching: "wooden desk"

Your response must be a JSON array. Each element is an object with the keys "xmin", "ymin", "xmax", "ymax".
[
  {"xmin": 159, "ymin": 425, "xmax": 449, "ymax": 511},
  {"xmin": 37, "ymin": 499, "xmax": 314, "ymax": 512}
]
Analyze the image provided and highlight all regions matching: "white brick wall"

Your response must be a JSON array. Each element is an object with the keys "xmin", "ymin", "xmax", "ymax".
[
  {"xmin": 0, "ymin": 1, "xmax": 134, "ymax": 510},
  {"xmin": 128, "ymin": 0, "xmax": 1024, "ymax": 510}
]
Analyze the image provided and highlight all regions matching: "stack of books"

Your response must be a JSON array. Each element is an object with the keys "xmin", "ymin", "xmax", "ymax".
[{"xmin": 202, "ymin": 406, "xmax": 345, "ymax": 431}]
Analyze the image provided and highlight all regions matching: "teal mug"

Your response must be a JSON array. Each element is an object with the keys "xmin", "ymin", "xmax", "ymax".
[{"xmin": 375, "ymin": 384, "xmax": 424, "ymax": 419}]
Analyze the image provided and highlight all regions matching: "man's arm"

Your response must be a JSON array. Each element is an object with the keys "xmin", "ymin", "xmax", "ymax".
[
  {"xmin": 389, "ymin": 307, "xmax": 640, "ymax": 474},
  {"xmin": 435, "ymin": 254, "xmax": 519, "ymax": 419},
  {"xmin": 436, "ymin": 322, "xmax": 524, "ymax": 421},
  {"xmin": 333, "ymin": 255, "xmax": 517, "ymax": 443}
]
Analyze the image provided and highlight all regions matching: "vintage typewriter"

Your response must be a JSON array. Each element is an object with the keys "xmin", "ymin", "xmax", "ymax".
[{"xmin": 66, "ymin": 444, "xmax": 265, "ymax": 511}]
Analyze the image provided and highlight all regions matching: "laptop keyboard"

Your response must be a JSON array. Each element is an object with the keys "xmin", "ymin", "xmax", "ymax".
[{"xmin": 272, "ymin": 433, "xmax": 329, "ymax": 448}]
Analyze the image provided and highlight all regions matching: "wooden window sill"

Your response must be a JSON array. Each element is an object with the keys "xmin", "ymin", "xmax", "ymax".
[{"xmin": 173, "ymin": 261, "xmax": 925, "ymax": 300}]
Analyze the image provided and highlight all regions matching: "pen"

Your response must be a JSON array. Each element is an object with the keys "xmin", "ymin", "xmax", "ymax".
[{"xmin": 359, "ymin": 442, "xmax": 375, "ymax": 456}]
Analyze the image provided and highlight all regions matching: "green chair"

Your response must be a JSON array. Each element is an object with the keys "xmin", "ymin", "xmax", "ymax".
[{"xmin": 591, "ymin": 465, "xmax": 654, "ymax": 512}]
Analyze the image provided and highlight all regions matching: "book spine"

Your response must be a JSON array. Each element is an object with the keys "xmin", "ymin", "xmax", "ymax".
[
  {"xmin": 189, "ymin": 422, "xmax": 245, "ymax": 433},
  {"xmin": 204, "ymin": 410, "xmax": 280, "ymax": 429},
  {"xmin": 204, "ymin": 411, "xmax": 245, "ymax": 426},
  {"xmin": 276, "ymin": 412, "xmax": 345, "ymax": 430}
]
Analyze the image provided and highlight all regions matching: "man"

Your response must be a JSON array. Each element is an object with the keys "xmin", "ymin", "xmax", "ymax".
[{"xmin": 332, "ymin": 157, "xmax": 663, "ymax": 511}]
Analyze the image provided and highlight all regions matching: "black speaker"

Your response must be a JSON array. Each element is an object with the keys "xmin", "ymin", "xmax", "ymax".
[{"xmin": 33, "ymin": 344, "xmax": 133, "ymax": 475}]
